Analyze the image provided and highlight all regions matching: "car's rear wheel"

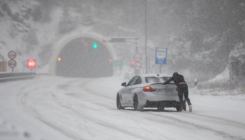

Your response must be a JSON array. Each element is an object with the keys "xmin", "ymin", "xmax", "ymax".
[
  {"xmin": 133, "ymin": 94, "xmax": 143, "ymax": 111},
  {"xmin": 157, "ymin": 106, "xmax": 165, "ymax": 111},
  {"xmin": 116, "ymin": 94, "xmax": 124, "ymax": 109}
]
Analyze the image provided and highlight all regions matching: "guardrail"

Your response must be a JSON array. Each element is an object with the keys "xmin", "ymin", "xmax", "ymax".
[{"xmin": 0, "ymin": 72, "xmax": 36, "ymax": 82}]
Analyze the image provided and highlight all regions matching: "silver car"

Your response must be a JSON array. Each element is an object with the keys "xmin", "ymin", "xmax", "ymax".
[{"xmin": 116, "ymin": 74, "xmax": 182, "ymax": 111}]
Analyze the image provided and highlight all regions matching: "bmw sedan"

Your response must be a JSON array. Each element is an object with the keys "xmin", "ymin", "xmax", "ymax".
[{"xmin": 116, "ymin": 74, "xmax": 182, "ymax": 111}]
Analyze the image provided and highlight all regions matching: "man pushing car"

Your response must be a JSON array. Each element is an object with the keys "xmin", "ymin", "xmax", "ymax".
[{"xmin": 163, "ymin": 72, "xmax": 192, "ymax": 112}]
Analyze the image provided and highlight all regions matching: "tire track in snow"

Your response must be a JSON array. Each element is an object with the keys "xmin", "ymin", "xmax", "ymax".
[
  {"xmin": 17, "ymin": 79, "xmax": 86, "ymax": 140},
  {"xmin": 19, "ymin": 79, "xmax": 147, "ymax": 140},
  {"xmin": 149, "ymin": 112, "xmax": 245, "ymax": 140},
  {"xmin": 54, "ymin": 81, "xmax": 152, "ymax": 140}
]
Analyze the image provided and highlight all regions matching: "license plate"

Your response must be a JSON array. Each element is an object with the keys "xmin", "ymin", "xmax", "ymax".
[
  {"xmin": 158, "ymin": 89, "xmax": 165, "ymax": 92},
  {"xmin": 158, "ymin": 89, "xmax": 173, "ymax": 92}
]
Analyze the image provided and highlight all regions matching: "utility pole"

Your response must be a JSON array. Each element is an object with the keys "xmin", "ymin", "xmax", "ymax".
[
  {"xmin": 145, "ymin": 0, "xmax": 148, "ymax": 74},
  {"xmin": 3, "ymin": 56, "xmax": 5, "ymax": 72}
]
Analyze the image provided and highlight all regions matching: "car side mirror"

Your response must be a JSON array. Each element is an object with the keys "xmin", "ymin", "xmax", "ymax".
[{"xmin": 121, "ymin": 82, "xmax": 127, "ymax": 87}]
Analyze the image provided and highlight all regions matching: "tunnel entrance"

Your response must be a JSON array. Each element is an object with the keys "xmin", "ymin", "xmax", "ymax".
[{"xmin": 56, "ymin": 37, "xmax": 113, "ymax": 78}]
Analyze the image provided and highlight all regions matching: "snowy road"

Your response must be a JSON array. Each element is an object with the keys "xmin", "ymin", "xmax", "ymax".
[{"xmin": 1, "ymin": 76, "xmax": 245, "ymax": 140}]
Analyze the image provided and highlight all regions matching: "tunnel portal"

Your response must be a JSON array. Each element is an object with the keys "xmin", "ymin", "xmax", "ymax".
[{"xmin": 56, "ymin": 37, "xmax": 113, "ymax": 78}]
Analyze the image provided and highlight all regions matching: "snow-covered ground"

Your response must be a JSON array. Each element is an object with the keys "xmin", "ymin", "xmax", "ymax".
[{"xmin": 1, "ymin": 76, "xmax": 245, "ymax": 140}]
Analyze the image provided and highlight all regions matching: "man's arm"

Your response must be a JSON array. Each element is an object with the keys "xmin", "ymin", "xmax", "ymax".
[{"xmin": 163, "ymin": 77, "xmax": 173, "ymax": 85}]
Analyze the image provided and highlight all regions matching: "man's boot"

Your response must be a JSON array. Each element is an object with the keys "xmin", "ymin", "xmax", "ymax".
[{"xmin": 189, "ymin": 105, "xmax": 192, "ymax": 112}]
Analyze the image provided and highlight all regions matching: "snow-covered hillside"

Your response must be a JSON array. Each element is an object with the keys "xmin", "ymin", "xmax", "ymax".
[{"xmin": 0, "ymin": 0, "xmax": 245, "ymax": 82}]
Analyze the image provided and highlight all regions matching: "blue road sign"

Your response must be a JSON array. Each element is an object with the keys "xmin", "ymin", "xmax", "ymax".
[{"xmin": 155, "ymin": 47, "xmax": 168, "ymax": 64}]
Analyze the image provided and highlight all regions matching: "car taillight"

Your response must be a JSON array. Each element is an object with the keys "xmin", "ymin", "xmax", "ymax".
[
  {"xmin": 176, "ymin": 88, "xmax": 178, "ymax": 92},
  {"xmin": 143, "ymin": 86, "xmax": 157, "ymax": 92}
]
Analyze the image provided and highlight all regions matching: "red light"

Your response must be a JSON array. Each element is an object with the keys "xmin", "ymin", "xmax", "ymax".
[
  {"xmin": 130, "ymin": 59, "xmax": 135, "ymax": 67},
  {"xmin": 143, "ymin": 86, "xmax": 157, "ymax": 92},
  {"xmin": 131, "ymin": 59, "xmax": 134, "ymax": 64},
  {"xmin": 27, "ymin": 59, "xmax": 36, "ymax": 69}
]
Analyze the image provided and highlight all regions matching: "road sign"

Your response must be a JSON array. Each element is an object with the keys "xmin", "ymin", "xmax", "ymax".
[
  {"xmin": 8, "ymin": 51, "xmax": 17, "ymax": 60},
  {"xmin": 27, "ymin": 59, "xmax": 36, "ymax": 69},
  {"xmin": 113, "ymin": 60, "xmax": 123, "ymax": 67},
  {"xmin": 155, "ymin": 47, "xmax": 168, "ymax": 64},
  {"xmin": 8, "ymin": 59, "xmax": 17, "ymax": 68},
  {"xmin": 134, "ymin": 53, "xmax": 142, "ymax": 62},
  {"xmin": 134, "ymin": 62, "xmax": 142, "ymax": 70}
]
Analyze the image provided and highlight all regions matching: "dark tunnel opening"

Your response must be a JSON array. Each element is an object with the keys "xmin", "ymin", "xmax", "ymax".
[{"xmin": 56, "ymin": 37, "xmax": 113, "ymax": 78}]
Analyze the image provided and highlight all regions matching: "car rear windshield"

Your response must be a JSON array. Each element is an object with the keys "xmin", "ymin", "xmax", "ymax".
[{"xmin": 145, "ymin": 76, "xmax": 173, "ymax": 83}]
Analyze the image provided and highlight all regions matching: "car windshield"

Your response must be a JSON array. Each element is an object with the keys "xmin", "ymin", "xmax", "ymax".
[{"xmin": 145, "ymin": 76, "xmax": 172, "ymax": 83}]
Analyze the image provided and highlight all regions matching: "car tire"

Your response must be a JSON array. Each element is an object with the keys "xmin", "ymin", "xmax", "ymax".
[
  {"xmin": 116, "ymin": 94, "xmax": 124, "ymax": 109},
  {"xmin": 157, "ymin": 106, "xmax": 165, "ymax": 111},
  {"xmin": 133, "ymin": 94, "xmax": 143, "ymax": 111}
]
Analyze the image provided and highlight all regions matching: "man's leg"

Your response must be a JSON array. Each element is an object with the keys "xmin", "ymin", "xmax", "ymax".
[
  {"xmin": 184, "ymin": 86, "xmax": 191, "ymax": 106},
  {"xmin": 178, "ymin": 91, "xmax": 185, "ymax": 111},
  {"xmin": 183, "ymin": 85, "xmax": 192, "ymax": 112}
]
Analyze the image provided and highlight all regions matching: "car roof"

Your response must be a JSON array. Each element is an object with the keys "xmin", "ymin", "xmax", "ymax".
[{"xmin": 137, "ymin": 74, "xmax": 172, "ymax": 78}]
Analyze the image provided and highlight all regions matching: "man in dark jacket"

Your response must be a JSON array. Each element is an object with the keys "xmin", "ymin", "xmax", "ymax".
[{"xmin": 163, "ymin": 72, "xmax": 192, "ymax": 112}]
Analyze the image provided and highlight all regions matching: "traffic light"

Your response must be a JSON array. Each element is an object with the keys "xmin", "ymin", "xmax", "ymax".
[
  {"xmin": 131, "ymin": 59, "xmax": 135, "ymax": 67},
  {"xmin": 93, "ymin": 43, "xmax": 98, "ymax": 49}
]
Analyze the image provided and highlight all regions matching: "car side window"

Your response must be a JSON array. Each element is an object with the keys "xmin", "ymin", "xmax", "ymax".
[
  {"xmin": 127, "ymin": 76, "xmax": 138, "ymax": 86},
  {"xmin": 135, "ymin": 77, "xmax": 142, "ymax": 85}
]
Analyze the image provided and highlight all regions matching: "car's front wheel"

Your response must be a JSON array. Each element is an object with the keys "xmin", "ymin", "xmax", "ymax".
[
  {"xmin": 116, "ymin": 93, "xmax": 124, "ymax": 109},
  {"xmin": 133, "ymin": 94, "xmax": 143, "ymax": 111}
]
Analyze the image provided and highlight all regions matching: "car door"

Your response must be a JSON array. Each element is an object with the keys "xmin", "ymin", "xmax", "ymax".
[
  {"xmin": 121, "ymin": 76, "xmax": 139, "ymax": 105},
  {"xmin": 124, "ymin": 76, "xmax": 142, "ymax": 106},
  {"xmin": 127, "ymin": 77, "xmax": 143, "ymax": 105}
]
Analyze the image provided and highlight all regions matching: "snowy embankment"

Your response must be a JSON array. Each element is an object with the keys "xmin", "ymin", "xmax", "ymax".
[
  {"xmin": 196, "ymin": 67, "xmax": 245, "ymax": 97},
  {"xmin": 0, "ymin": 76, "xmax": 245, "ymax": 140}
]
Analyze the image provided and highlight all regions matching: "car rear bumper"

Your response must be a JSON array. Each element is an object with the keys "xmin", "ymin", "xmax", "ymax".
[
  {"xmin": 145, "ymin": 100, "xmax": 180, "ymax": 107},
  {"xmin": 137, "ymin": 91, "xmax": 180, "ymax": 107}
]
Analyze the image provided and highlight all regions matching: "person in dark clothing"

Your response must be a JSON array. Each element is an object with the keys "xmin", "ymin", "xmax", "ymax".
[{"xmin": 163, "ymin": 72, "xmax": 192, "ymax": 112}]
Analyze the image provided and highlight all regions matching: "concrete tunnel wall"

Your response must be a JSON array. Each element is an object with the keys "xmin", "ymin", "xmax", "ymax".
[{"xmin": 49, "ymin": 34, "xmax": 116, "ymax": 77}]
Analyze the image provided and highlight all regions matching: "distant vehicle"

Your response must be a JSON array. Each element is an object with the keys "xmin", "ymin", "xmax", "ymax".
[{"xmin": 117, "ymin": 74, "xmax": 183, "ymax": 112}]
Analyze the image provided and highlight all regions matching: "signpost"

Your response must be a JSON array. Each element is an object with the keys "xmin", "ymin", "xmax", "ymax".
[
  {"xmin": 8, "ymin": 51, "xmax": 17, "ymax": 72},
  {"xmin": 134, "ymin": 53, "xmax": 142, "ymax": 62},
  {"xmin": 8, "ymin": 51, "xmax": 17, "ymax": 60},
  {"xmin": 27, "ymin": 59, "xmax": 36, "ymax": 71},
  {"xmin": 8, "ymin": 60, "xmax": 17, "ymax": 71},
  {"xmin": 134, "ymin": 62, "xmax": 142, "ymax": 70},
  {"xmin": 132, "ymin": 53, "xmax": 142, "ymax": 74},
  {"xmin": 155, "ymin": 47, "xmax": 168, "ymax": 73}
]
